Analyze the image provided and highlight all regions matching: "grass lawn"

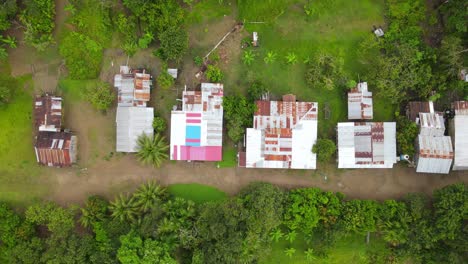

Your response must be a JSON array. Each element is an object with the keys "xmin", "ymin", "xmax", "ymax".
[
  {"xmin": 167, "ymin": 183, "xmax": 227, "ymax": 204},
  {"xmin": 262, "ymin": 232, "xmax": 389, "ymax": 264},
  {"xmin": 216, "ymin": 143, "xmax": 238, "ymax": 168},
  {"xmin": 0, "ymin": 71, "xmax": 51, "ymax": 206},
  {"xmin": 221, "ymin": 0, "xmax": 393, "ymax": 138}
]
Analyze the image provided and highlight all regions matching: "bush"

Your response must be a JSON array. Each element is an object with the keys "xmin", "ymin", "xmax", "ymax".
[
  {"xmin": 60, "ymin": 32, "xmax": 103, "ymax": 79},
  {"xmin": 84, "ymin": 82, "xmax": 114, "ymax": 111},
  {"xmin": 152, "ymin": 117, "xmax": 166, "ymax": 133},
  {"xmin": 305, "ymin": 53, "xmax": 345, "ymax": 91},
  {"xmin": 0, "ymin": 74, "xmax": 17, "ymax": 106},
  {"xmin": 247, "ymin": 81, "xmax": 268, "ymax": 102},
  {"xmin": 157, "ymin": 27, "xmax": 188, "ymax": 62},
  {"xmin": 20, "ymin": 0, "xmax": 55, "ymax": 51},
  {"xmin": 194, "ymin": 56, "xmax": 203, "ymax": 67},
  {"xmin": 206, "ymin": 65, "xmax": 223, "ymax": 82},
  {"xmin": 312, "ymin": 139, "xmax": 336, "ymax": 162},
  {"xmin": 157, "ymin": 64, "xmax": 174, "ymax": 90},
  {"xmin": 396, "ymin": 115, "xmax": 418, "ymax": 157}
]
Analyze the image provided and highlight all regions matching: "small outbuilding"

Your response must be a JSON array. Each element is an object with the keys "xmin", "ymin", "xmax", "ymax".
[
  {"xmin": 116, "ymin": 107, "xmax": 154, "ymax": 153},
  {"xmin": 34, "ymin": 131, "xmax": 77, "ymax": 167},
  {"xmin": 34, "ymin": 95, "xmax": 62, "ymax": 132},
  {"xmin": 114, "ymin": 66, "xmax": 152, "ymax": 107},
  {"xmin": 347, "ymin": 82, "xmax": 373, "ymax": 120},
  {"xmin": 415, "ymin": 135, "xmax": 453, "ymax": 174}
]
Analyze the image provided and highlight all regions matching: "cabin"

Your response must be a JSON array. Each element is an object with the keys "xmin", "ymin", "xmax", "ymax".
[
  {"xmin": 415, "ymin": 135, "xmax": 453, "ymax": 174},
  {"xmin": 114, "ymin": 66, "xmax": 152, "ymax": 107},
  {"xmin": 34, "ymin": 131, "xmax": 77, "ymax": 167},
  {"xmin": 170, "ymin": 83, "xmax": 224, "ymax": 161},
  {"xmin": 337, "ymin": 122, "xmax": 397, "ymax": 169},
  {"xmin": 348, "ymin": 82, "xmax": 373, "ymax": 120},
  {"xmin": 34, "ymin": 95, "xmax": 62, "ymax": 132},
  {"xmin": 240, "ymin": 94, "xmax": 318, "ymax": 169}
]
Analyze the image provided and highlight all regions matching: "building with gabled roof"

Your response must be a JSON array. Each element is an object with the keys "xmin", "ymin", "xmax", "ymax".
[
  {"xmin": 415, "ymin": 135, "xmax": 453, "ymax": 174},
  {"xmin": 452, "ymin": 101, "xmax": 468, "ymax": 170},
  {"xmin": 337, "ymin": 122, "xmax": 397, "ymax": 168},
  {"xmin": 114, "ymin": 66, "xmax": 152, "ymax": 107},
  {"xmin": 170, "ymin": 83, "xmax": 224, "ymax": 161},
  {"xmin": 116, "ymin": 107, "xmax": 154, "ymax": 153},
  {"xmin": 34, "ymin": 95, "xmax": 62, "ymax": 132},
  {"xmin": 348, "ymin": 82, "xmax": 373, "ymax": 120},
  {"xmin": 34, "ymin": 131, "xmax": 77, "ymax": 167},
  {"xmin": 241, "ymin": 94, "xmax": 318, "ymax": 169}
]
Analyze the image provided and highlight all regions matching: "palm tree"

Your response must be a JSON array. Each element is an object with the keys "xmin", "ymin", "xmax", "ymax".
[
  {"xmin": 285, "ymin": 52, "xmax": 298, "ymax": 65},
  {"xmin": 264, "ymin": 51, "xmax": 277, "ymax": 64},
  {"xmin": 136, "ymin": 133, "xmax": 169, "ymax": 168},
  {"xmin": 242, "ymin": 50, "xmax": 256, "ymax": 65},
  {"xmin": 1, "ymin": 36, "xmax": 16, "ymax": 48},
  {"xmin": 134, "ymin": 181, "xmax": 166, "ymax": 213},
  {"xmin": 109, "ymin": 193, "xmax": 139, "ymax": 223},
  {"xmin": 304, "ymin": 248, "xmax": 316, "ymax": 262},
  {"xmin": 285, "ymin": 230, "xmax": 297, "ymax": 243},
  {"xmin": 79, "ymin": 195, "xmax": 108, "ymax": 228},
  {"xmin": 284, "ymin": 247, "xmax": 296, "ymax": 258},
  {"xmin": 269, "ymin": 228, "xmax": 283, "ymax": 242}
]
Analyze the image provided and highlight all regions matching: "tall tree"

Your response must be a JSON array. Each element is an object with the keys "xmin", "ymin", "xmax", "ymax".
[
  {"xmin": 136, "ymin": 133, "xmax": 169, "ymax": 168},
  {"xmin": 109, "ymin": 194, "xmax": 140, "ymax": 223},
  {"xmin": 134, "ymin": 181, "xmax": 167, "ymax": 213}
]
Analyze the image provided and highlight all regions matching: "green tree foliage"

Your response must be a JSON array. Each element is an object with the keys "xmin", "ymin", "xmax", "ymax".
[
  {"xmin": 305, "ymin": 53, "xmax": 345, "ymax": 91},
  {"xmin": 396, "ymin": 115, "xmax": 418, "ymax": 156},
  {"xmin": 205, "ymin": 64, "xmax": 224, "ymax": 82},
  {"xmin": 0, "ymin": 0, "xmax": 17, "ymax": 31},
  {"xmin": 136, "ymin": 133, "xmax": 169, "ymax": 168},
  {"xmin": 264, "ymin": 51, "xmax": 277, "ymax": 64},
  {"xmin": 60, "ymin": 32, "xmax": 103, "ymax": 79},
  {"xmin": 117, "ymin": 232, "xmax": 176, "ymax": 264},
  {"xmin": 247, "ymin": 80, "xmax": 268, "ymax": 102},
  {"xmin": 157, "ymin": 26, "xmax": 189, "ymax": 62},
  {"xmin": 84, "ymin": 81, "xmax": 114, "ymax": 111},
  {"xmin": 20, "ymin": 0, "xmax": 55, "ymax": 50},
  {"xmin": 109, "ymin": 194, "xmax": 140, "ymax": 223},
  {"xmin": 25, "ymin": 202, "xmax": 75, "ymax": 237},
  {"xmin": 223, "ymin": 95, "xmax": 255, "ymax": 142},
  {"xmin": 80, "ymin": 195, "xmax": 109, "ymax": 228},
  {"xmin": 0, "ymin": 74, "xmax": 17, "ymax": 106},
  {"xmin": 440, "ymin": 0, "xmax": 467, "ymax": 34},
  {"xmin": 157, "ymin": 63, "xmax": 174, "ymax": 90},
  {"xmin": 377, "ymin": 200, "xmax": 410, "ymax": 246},
  {"xmin": 341, "ymin": 200, "xmax": 379, "ymax": 234},
  {"xmin": 312, "ymin": 138, "xmax": 336, "ymax": 162},
  {"xmin": 152, "ymin": 116, "xmax": 167, "ymax": 133},
  {"xmin": 0, "ymin": 202, "xmax": 21, "ymax": 249},
  {"xmin": 242, "ymin": 50, "xmax": 256, "ymax": 65},
  {"xmin": 133, "ymin": 181, "xmax": 167, "ymax": 213}
]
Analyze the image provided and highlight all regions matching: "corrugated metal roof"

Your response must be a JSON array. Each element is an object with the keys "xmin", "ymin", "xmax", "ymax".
[
  {"xmin": 34, "ymin": 131, "xmax": 77, "ymax": 167},
  {"xmin": 116, "ymin": 107, "xmax": 154, "ymax": 152},
  {"xmin": 348, "ymin": 82, "xmax": 373, "ymax": 120},
  {"xmin": 245, "ymin": 95, "xmax": 318, "ymax": 169},
  {"xmin": 453, "ymin": 115, "xmax": 468, "ymax": 170},
  {"xmin": 419, "ymin": 112, "xmax": 445, "ymax": 137},
  {"xmin": 337, "ymin": 122, "xmax": 396, "ymax": 168},
  {"xmin": 114, "ymin": 67, "xmax": 152, "ymax": 107},
  {"xmin": 170, "ymin": 83, "xmax": 224, "ymax": 161},
  {"xmin": 452, "ymin": 101, "xmax": 468, "ymax": 115},
  {"xmin": 34, "ymin": 95, "xmax": 62, "ymax": 132},
  {"xmin": 407, "ymin": 101, "xmax": 431, "ymax": 122},
  {"xmin": 416, "ymin": 135, "xmax": 453, "ymax": 174}
]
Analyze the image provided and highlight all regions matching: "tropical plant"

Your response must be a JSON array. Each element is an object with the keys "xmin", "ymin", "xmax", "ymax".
[
  {"xmin": 133, "ymin": 181, "xmax": 166, "ymax": 213},
  {"xmin": 264, "ymin": 51, "xmax": 277, "ymax": 64},
  {"xmin": 285, "ymin": 52, "xmax": 298, "ymax": 65},
  {"xmin": 84, "ymin": 82, "xmax": 114, "ymax": 111},
  {"xmin": 284, "ymin": 247, "xmax": 296, "ymax": 258},
  {"xmin": 285, "ymin": 230, "xmax": 297, "ymax": 243},
  {"xmin": 79, "ymin": 195, "xmax": 108, "ymax": 228},
  {"xmin": 157, "ymin": 26, "xmax": 189, "ymax": 62},
  {"xmin": 205, "ymin": 65, "xmax": 224, "ymax": 82},
  {"xmin": 305, "ymin": 248, "xmax": 316, "ymax": 261},
  {"xmin": 269, "ymin": 228, "xmax": 283, "ymax": 242},
  {"xmin": 157, "ymin": 63, "xmax": 174, "ymax": 90},
  {"xmin": 138, "ymin": 31, "xmax": 154, "ymax": 49},
  {"xmin": 312, "ymin": 138, "xmax": 336, "ymax": 162},
  {"xmin": 247, "ymin": 80, "xmax": 268, "ymax": 102},
  {"xmin": 194, "ymin": 56, "xmax": 203, "ymax": 67},
  {"xmin": 109, "ymin": 194, "xmax": 139, "ymax": 223},
  {"xmin": 152, "ymin": 116, "xmax": 167, "ymax": 133},
  {"xmin": 242, "ymin": 50, "xmax": 256, "ymax": 65},
  {"xmin": 136, "ymin": 133, "xmax": 169, "ymax": 168}
]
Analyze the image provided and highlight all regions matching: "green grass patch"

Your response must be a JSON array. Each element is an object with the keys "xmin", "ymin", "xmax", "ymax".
[
  {"xmin": 263, "ymin": 232, "xmax": 388, "ymax": 264},
  {"xmin": 216, "ymin": 144, "xmax": 237, "ymax": 168},
  {"xmin": 238, "ymin": 0, "xmax": 297, "ymax": 21},
  {"xmin": 187, "ymin": 0, "xmax": 234, "ymax": 24},
  {"xmin": 58, "ymin": 78, "xmax": 102, "ymax": 102},
  {"xmin": 224, "ymin": 0, "xmax": 391, "ymax": 138},
  {"xmin": 167, "ymin": 183, "xmax": 227, "ymax": 204}
]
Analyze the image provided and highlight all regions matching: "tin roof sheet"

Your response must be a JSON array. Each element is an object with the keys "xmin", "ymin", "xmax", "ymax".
[
  {"xmin": 453, "ymin": 115, "xmax": 468, "ymax": 170},
  {"xmin": 348, "ymin": 82, "xmax": 373, "ymax": 120},
  {"xmin": 114, "ymin": 67, "xmax": 152, "ymax": 107},
  {"xmin": 452, "ymin": 101, "xmax": 468, "ymax": 115},
  {"xmin": 34, "ymin": 95, "xmax": 62, "ymax": 132},
  {"xmin": 34, "ymin": 131, "xmax": 77, "ymax": 167},
  {"xmin": 416, "ymin": 135, "xmax": 453, "ymax": 174},
  {"xmin": 116, "ymin": 107, "xmax": 154, "ymax": 152}
]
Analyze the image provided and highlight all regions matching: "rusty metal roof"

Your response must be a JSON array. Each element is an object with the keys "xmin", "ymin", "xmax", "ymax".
[
  {"xmin": 34, "ymin": 95, "xmax": 62, "ymax": 132},
  {"xmin": 407, "ymin": 101, "xmax": 431, "ymax": 122},
  {"xmin": 34, "ymin": 131, "xmax": 77, "ymax": 167},
  {"xmin": 452, "ymin": 101, "xmax": 468, "ymax": 115},
  {"xmin": 348, "ymin": 82, "xmax": 373, "ymax": 120},
  {"xmin": 114, "ymin": 67, "xmax": 152, "ymax": 107}
]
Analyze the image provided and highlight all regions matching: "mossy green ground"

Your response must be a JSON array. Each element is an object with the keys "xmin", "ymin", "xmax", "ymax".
[{"xmin": 167, "ymin": 183, "xmax": 227, "ymax": 204}]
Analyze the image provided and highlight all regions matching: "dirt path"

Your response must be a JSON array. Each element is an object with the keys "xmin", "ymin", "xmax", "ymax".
[{"xmin": 48, "ymin": 153, "xmax": 468, "ymax": 205}]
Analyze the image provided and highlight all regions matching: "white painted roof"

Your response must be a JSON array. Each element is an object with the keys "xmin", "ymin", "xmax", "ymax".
[
  {"xmin": 416, "ymin": 135, "xmax": 453, "ymax": 174},
  {"xmin": 116, "ymin": 107, "xmax": 154, "ymax": 152},
  {"xmin": 453, "ymin": 115, "xmax": 468, "ymax": 170},
  {"xmin": 348, "ymin": 82, "xmax": 373, "ymax": 120}
]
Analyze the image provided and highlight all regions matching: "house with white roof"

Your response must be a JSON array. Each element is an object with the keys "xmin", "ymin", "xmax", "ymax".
[
  {"xmin": 452, "ymin": 101, "xmax": 468, "ymax": 170},
  {"xmin": 240, "ymin": 94, "xmax": 318, "ymax": 169},
  {"xmin": 337, "ymin": 122, "xmax": 397, "ymax": 168},
  {"xmin": 114, "ymin": 66, "xmax": 152, "ymax": 107},
  {"xmin": 348, "ymin": 82, "xmax": 373, "ymax": 120},
  {"xmin": 170, "ymin": 83, "xmax": 224, "ymax": 161}
]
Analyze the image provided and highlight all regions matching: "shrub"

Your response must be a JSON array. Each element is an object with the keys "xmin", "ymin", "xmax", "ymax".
[
  {"xmin": 396, "ymin": 115, "xmax": 418, "ymax": 157},
  {"xmin": 206, "ymin": 65, "xmax": 223, "ymax": 82},
  {"xmin": 0, "ymin": 74, "xmax": 17, "ymax": 106},
  {"xmin": 194, "ymin": 56, "xmax": 203, "ymax": 67},
  {"xmin": 157, "ymin": 26, "xmax": 188, "ymax": 62},
  {"xmin": 152, "ymin": 117, "xmax": 166, "ymax": 133},
  {"xmin": 157, "ymin": 64, "xmax": 174, "ymax": 90},
  {"xmin": 84, "ymin": 82, "xmax": 114, "ymax": 111},
  {"xmin": 60, "ymin": 32, "xmax": 103, "ymax": 79},
  {"xmin": 20, "ymin": 0, "xmax": 55, "ymax": 51},
  {"xmin": 312, "ymin": 139, "xmax": 336, "ymax": 162},
  {"xmin": 305, "ymin": 53, "xmax": 344, "ymax": 91},
  {"xmin": 247, "ymin": 81, "xmax": 268, "ymax": 102}
]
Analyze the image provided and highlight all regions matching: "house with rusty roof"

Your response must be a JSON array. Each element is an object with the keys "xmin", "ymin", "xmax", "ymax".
[
  {"xmin": 406, "ymin": 101, "xmax": 431, "ymax": 122},
  {"xmin": 240, "ymin": 94, "xmax": 318, "ymax": 169},
  {"xmin": 348, "ymin": 82, "xmax": 373, "ymax": 120},
  {"xmin": 33, "ymin": 95, "xmax": 77, "ymax": 167},
  {"xmin": 337, "ymin": 122, "xmax": 397, "ymax": 168},
  {"xmin": 35, "ymin": 131, "xmax": 77, "ymax": 167},
  {"xmin": 114, "ymin": 66, "xmax": 152, "ymax": 107},
  {"xmin": 170, "ymin": 83, "xmax": 224, "ymax": 161},
  {"xmin": 34, "ymin": 95, "xmax": 62, "ymax": 132},
  {"xmin": 452, "ymin": 101, "xmax": 468, "ymax": 170}
]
